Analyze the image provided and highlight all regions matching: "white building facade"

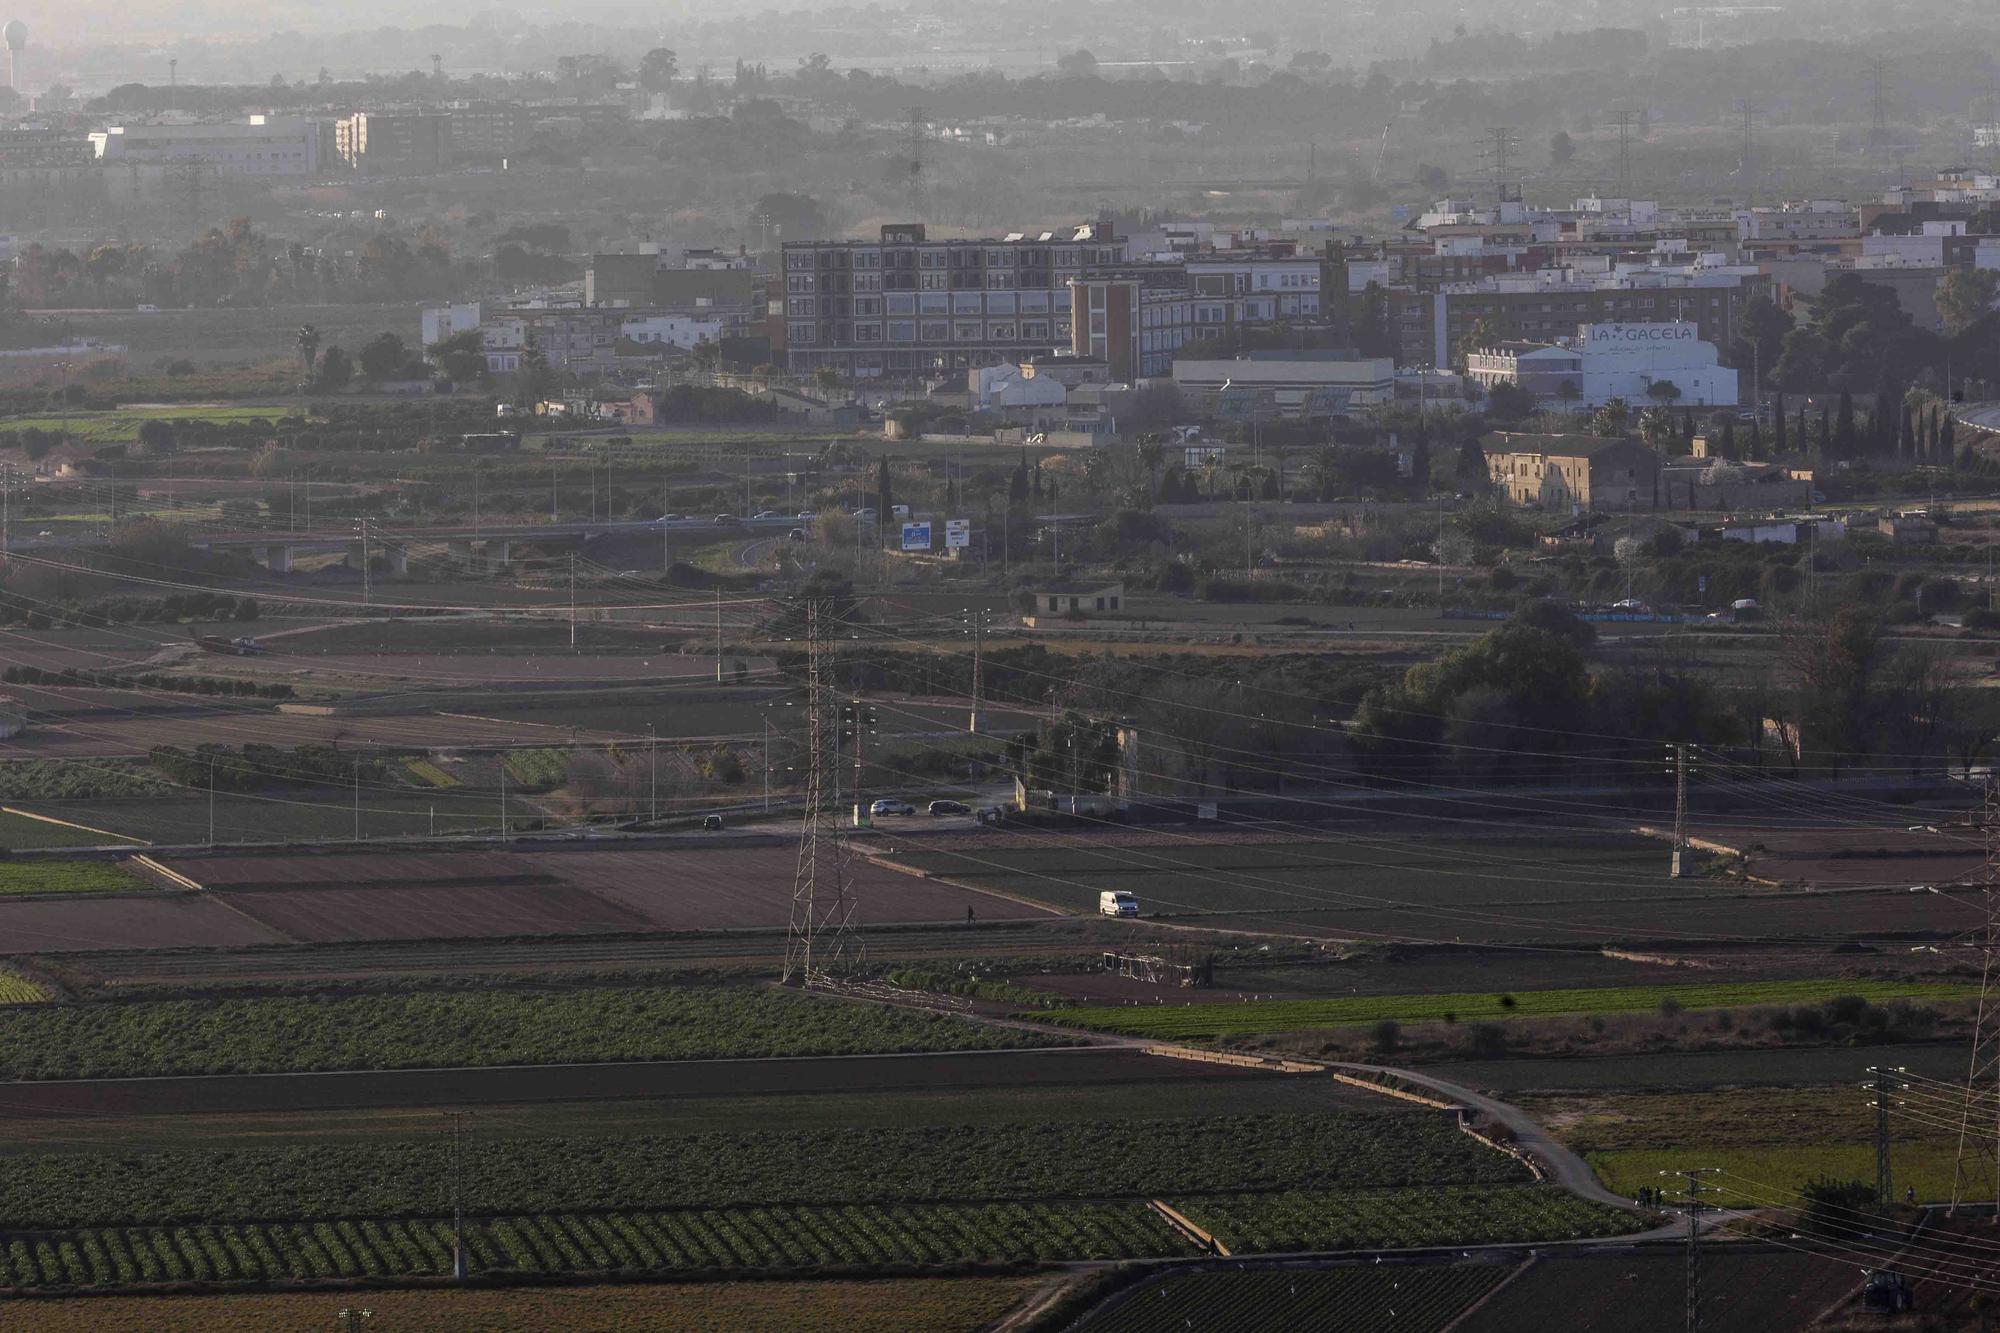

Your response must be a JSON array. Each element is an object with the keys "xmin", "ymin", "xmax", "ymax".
[
  {"xmin": 1469, "ymin": 322, "xmax": 1737, "ymax": 410},
  {"xmin": 90, "ymin": 116, "xmax": 324, "ymax": 176}
]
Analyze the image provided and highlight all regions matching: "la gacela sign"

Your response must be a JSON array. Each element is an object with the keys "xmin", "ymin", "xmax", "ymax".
[{"xmin": 1583, "ymin": 322, "xmax": 1697, "ymax": 345}]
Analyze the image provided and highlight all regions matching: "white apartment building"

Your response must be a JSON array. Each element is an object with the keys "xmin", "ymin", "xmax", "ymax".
[
  {"xmin": 619, "ymin": 313, "xmax": 727, "ymax": 349},
  {"xmin": 89, "ymin": 115, "xmax": 324, "ymax": 175}
]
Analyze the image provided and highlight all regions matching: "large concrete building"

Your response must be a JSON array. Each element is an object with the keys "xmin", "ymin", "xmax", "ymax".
[
  {"xmin": 779, "ymin": 222, "xmax": 1124, "ymax": 379},
  {"xmin": 334, "ymin": 112, "xmax": 450, "ymax": 175},
  {"xmin": 89, "ymin": 116, "xmax": 325, "ymax": 176},
  {"xmin": 1395, "ymin": 250, "xmax": 1769, "ymax": 369},
  {"xmin": 1171, "ymin": 354, "xmax": 1396, "ymax": 418},
  {"xmin": 1466, "ymin": 322, "xmax": 1737, "ymax": 410},
  {"xmin": 1484, "ymin": 433, "xmax": 1663, "ymax": 511}
]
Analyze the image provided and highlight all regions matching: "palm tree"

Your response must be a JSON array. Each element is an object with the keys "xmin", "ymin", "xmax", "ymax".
[{"xmin": 296, "ymin": 324, "xmax": 321, "ymax": 375}]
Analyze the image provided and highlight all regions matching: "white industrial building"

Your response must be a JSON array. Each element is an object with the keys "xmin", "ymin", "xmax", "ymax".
[
  {"xmin": 89, "ymin": 115, "xmax": 325, "ymax": 176},
  {"xmin": 1466, "ymin": 322, "xmax": 1737, "ymax": 411},
  {"xmin": 619, "ymin": 313, "xmax": 727, "ymax": 350}
]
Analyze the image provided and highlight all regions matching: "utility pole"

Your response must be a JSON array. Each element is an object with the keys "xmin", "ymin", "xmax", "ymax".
[
  {"xmin": 1735, "ymin": 98, "xmax": 1758, "ymax": 186},
  {"xmin": 968, "ymin": 609, "xmax": 985, "ymax": 735},
  {"xmin": 714, "ymin": 586, "xmax": 724, "ymax": 683},
  {"xmin": 846, "ymin": 695, "xmax": 876, "ymax": 827},
  {"xmin": 500, "ymin": 758, "xmax": 509, "ymax": 838},
  {"xmin": 568, "ymin": 552, "xmax": 577, "ymax": 648},
  {"xmin": 207, "ymin": 753, "xmax": 215, "ymax": 845},
  {"xmin": 784, "ymin": 602, "xmax": 861, "ymax": 985},
  {"xmin": 445, "ymin": 1111, "xmax": 467, "ymax": 1281},
  {"xmin": 1869, "ymin": 58, "xmax": 1892, "ymax": 153},
  {"xmin": 648, "ymin": 722, "xmax": 657, "ymax": 823},
  {"xmin": 1867, "ymin": 1065, "xmax": 1907, "ymax": 1205},
  {"xmin": 2, "ymin": 462, "xmax": 10, "ymax": 565},
  {"xmin": 1661, "ymin": 1167, "xmax": 1719, "ymax": 1333},
  {"xmin": 1668, "ymin": 742, "xmax": 1691, "ymax": 878},
  {"xmin": 763, "ymin": 714, "xmax": 772, "ymax": 813},
  {"xmin": 662, "ymin": 479, "xmax": 670, "ymax": 573},
  {"xmin": 359, "ymin": 517, "xmax": 371, "ymax": 605},
  {"xmin": 352, "ymin": 760, "xmax": 361, "ymax": 840}
]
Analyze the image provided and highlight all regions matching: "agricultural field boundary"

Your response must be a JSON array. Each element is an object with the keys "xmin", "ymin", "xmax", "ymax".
[
  {"xmin": 1144, "ymin": 1046, "xmax": 1319, "ymax": 1074},
  {"xmin": 1148, "ymin": 1200, "xmax": 1228, "ymax": 1256},
  {"xmin": 1437, "ymin": 1258, "xmax": 1534, "ymax": 1333},
  {"xmin": 1330, "ymin": 1071, "xmax": 1456, "ymax": 1111},
  {"xmin": 863, "ymin": 855, "xmax": 1070, "ymax": 917},
  {"xmin": 128, "ymin": 857, "xmax": 202, "ymax": 893},
  {"xmin": 0, "ymin": 808, "xmax": 144, "ymax": 846}
]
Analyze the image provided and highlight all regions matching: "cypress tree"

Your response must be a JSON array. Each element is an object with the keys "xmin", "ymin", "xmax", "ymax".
[
  {"xmin": 1817, "ymin": 405, "xmax": 1830, "ymax": 457},
  {"xmin": 1899, "ymin": 403, "xmax": 1913, "ymax": 458},
  {"xmin": 1748, "ymin": 419, "xmax": 1765, "ymax": 460},
  {"xmin": 1943, "ymin": 415, "xmax": 1958, "ymax": 464},
  {"xmin": 1719, "ymin": 421, "xmax": 1737, "ymax": 459},
  {"xmin": 1833, "ymin": 391, "xmax": 1857, "ymax": 459},
  {"xmin": 1772, "ymin": 401, "xmax": 1788, "ymax": 455}
]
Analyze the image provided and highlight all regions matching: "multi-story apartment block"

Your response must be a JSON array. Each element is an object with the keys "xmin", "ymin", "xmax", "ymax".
[
  {"xmin": 1392, "ymin": 250, "xmax": 1769, "ymax": 369},
  {"xmin": 779, "ymin": 223, "xmax": 1125, "ymax": 379},
  {"xmin": 334, "ymin": 113, "xmax": 451, "ymax": 175}
]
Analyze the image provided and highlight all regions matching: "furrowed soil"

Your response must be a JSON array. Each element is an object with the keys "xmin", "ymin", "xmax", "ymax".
[{"xmin": 2, "ymin": 1276, "xmax": 1041, "ymax": 1332}]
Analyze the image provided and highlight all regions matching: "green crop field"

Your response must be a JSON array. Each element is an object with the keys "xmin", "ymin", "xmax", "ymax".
[
  {"xmin": 1035, "ymin": 979, "xmax": 1980, "ymax": 1040},
  {"xmin": 0, "ymin": 1201, "xmax": 1182, "ymax": 1292},
  {"xmin": 500, "ymin": 747, "xmax": 569, "ymax": 791},
  {"xmin": 0, "ymin": 810, "xmax": 140, "ymax": 849},
  {"xmin": 1525, "ymin": 1085, "xmax": 1963, "ymax": 1207},
  {"xmin": 0, "ymin": 973, "xmax": 46, "ymax": 1005},
  {"xmin": 1588, "ymin": 1146, "xmax": 1957, "ymax": 1207},
  {"xmin": 0, "ymin": 985, "xmax": 1065, "ymax": 1081},
  {"xmin": 13, "ymin": 1277, "xmax": 1041, "ymax": 1332},
  {"xmin": 0, "ymin": 1111, "xmax": 1514, "ymax": 1231},
  {"xmin": 0, "ymin": 761, "xmax": 176, "ymax": 802},
  {"xmin": 1087, "ymin": 1264, "xmax": 1510, "ymax": 1333},
  {"xmin": 0, "ymin": 861, "xmax": 147, "ymax": 896},
  {"xmin": 1179, "ymin": 1184, "xmax": 1641, "ymax": 1253},
  {"xmin": 0, "ymin": 405, "xmax": 297, "ymax": 443},
  {"xmin": 401, "ymin": 758, "xmax": 459, "ymax": 788}
]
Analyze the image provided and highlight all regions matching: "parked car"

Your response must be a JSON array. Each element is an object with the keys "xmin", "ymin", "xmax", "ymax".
[
  {"xmin": 789, "ymin": 528, "xmax": 807, "ymax": 543},
  {"xmin": 796, "ymin": 511, "xmax": 816, "ymax": 521},
  {"xmin": 656, "ymin": 513, "xmax": 683, "ymax": 523},
  {"xmin": 869, "ymin": 798, "xmax": 916, "ymax": 816},
  {"xmin": 1098, "ymin": 890, "xmax": 1139, "ymax": 917},
  {"xmin": 754, "ymin": 510, "xmax": 782, "ymax": 519},
  {"xmin": 701, "ymin": 814, "xmax": 724, "ymax": 831},
  {"xmin": 711, "ymin": 514, "xmax": 733, "ymax": 525},
  {"xmin": 927, "ymin": 800, "xmax": 970, "ymax": 816}
]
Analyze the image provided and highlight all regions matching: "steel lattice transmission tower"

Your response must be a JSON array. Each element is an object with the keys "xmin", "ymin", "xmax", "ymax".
[
  {"xmin": 1608, "ymin": 109, "xmax": 1643, "ymax": 198},
  {"xmin": 905, "ymin": 106, "xmax": 929, "ymax": 221},
  {"xmin": 783, "ymin": 602, "xmax": 861, "ymax": 986},
  {"xmin": 1951, "ymin": 777, "xmax": 2000, "ymax": 1215}
]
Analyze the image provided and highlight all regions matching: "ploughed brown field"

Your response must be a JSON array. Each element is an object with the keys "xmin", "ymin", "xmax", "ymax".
[
  {"xmin": 0, "ymin": 895, "xmax": 284, "ymax": 952},
  {"xmin": 126, "ymin": 846, "xmax": 1062, "ymax": 944}
]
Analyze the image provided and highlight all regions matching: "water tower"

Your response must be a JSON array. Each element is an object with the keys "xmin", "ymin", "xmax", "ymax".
[{"xmin": 2, "ymin": 21, "xmax": 24, "ymax": 92}]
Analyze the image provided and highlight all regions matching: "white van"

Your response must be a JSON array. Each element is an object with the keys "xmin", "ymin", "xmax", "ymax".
[{"xmin": 1098, "ymin": 890, "xmax": 1138, "ymax": 917}]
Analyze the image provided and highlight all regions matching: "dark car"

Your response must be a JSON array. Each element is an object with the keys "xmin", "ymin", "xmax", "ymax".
[
  {"xmin": 701, "ymin": 814, "xmax": 724, "ymax": 831},
  {"xmin": 927, "ymin": 800, "xmax": 970, "ymax": 816}
]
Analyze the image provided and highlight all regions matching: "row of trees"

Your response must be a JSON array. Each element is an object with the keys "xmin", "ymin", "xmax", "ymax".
[{"xmin": 1347, "ymin": 604, "xmax": 1990, "ymax": 782}]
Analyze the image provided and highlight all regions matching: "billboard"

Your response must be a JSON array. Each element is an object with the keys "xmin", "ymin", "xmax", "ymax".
[
  {"xmin": 945, "ymin": 518, "xmax": 971, "ymax": 550},
  {"xmin": 901, "ymin": 522, "xmax": 933, "ymax": 551}
]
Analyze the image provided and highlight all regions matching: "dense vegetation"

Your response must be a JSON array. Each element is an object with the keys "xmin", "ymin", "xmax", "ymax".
[
  {"xmin": 0, "ymin": 861, "xmax": 145, "ymax": 897},
  {"xmin": 0, "ymin": 1202, "xmax": 1182, "ymax": 1291},
  {"xmin": 0, "ymin": 760, "xmax": 175, "ymax": 801},
  {"xmin": 1182, "ymin": 1185, "xmax": 1638, "ymax": 1252},
  {"xmin": 0, "ymin": 986, "xmax": 1062, "ymax": 1081},
  {"xmin": 0, "ymin": 1112, "xmax": 1512, "ymax": 1229}
]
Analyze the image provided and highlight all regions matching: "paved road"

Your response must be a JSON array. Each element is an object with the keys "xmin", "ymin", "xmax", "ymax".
[{"xmin": 1334, "ymin": 1061, "xmax": 1636, "ymax": 1211}]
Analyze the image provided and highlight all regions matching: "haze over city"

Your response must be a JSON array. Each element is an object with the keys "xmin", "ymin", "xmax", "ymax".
[{"xmin": 0, "ymin": 0, "xmax": 1997, "ymax": 1329}]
